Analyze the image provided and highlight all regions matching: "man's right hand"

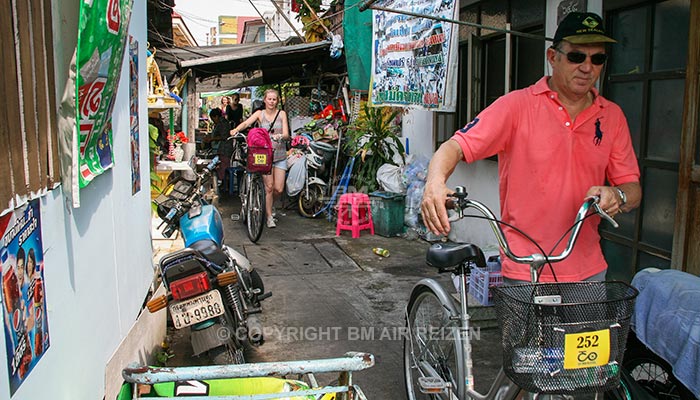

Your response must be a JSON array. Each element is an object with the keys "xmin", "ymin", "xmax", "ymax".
[
  {"xmin": 421, "ymin": 140, "xmax": 463, "ymax": 236},
  {"xmin": 421, "ymin": 180, "xmax": 453, "ymax": 236}
]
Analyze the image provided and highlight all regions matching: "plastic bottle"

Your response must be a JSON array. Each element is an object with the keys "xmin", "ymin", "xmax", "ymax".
[
  {"xmin": 372, "ymin": 247, "xmax": 390, "ymax": 257},
  {"xmin": 512, "ymin": 347, "xmax": 540, "ymax": 373}
]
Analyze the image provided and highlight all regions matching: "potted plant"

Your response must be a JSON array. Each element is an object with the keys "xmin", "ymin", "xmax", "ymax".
[{"xmin": 345, "ymin": 103, "xmax": 405, "ymax": 192}]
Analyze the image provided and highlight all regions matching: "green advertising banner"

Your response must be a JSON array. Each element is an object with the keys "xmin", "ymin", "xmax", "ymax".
[{"xmin": 76, "ymin": 0, "xmax": 133, "ymax": 187}]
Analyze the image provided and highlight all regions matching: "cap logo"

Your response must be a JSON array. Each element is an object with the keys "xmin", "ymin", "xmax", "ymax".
[{"xmin": 582, "ymin": 17, "xmax": 599, "ymax": 29}]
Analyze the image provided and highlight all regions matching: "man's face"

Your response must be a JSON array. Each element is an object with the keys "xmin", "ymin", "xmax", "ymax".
[
  {"xmin": 548, "ymin": 41, "xmax": 606, "ymax": 97},
  {"xmin": 16, "ymin": 258, "xmax": 25, "ymax": 285}
]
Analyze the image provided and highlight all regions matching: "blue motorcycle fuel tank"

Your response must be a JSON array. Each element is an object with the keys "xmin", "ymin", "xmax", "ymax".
[{"xmin": 179, "ymin": 204, "xmax": 224, "ymax": 248}]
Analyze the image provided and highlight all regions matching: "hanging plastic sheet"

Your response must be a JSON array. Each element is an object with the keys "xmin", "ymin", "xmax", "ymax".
[
  {"xmin": 68, "ymin": 0, "xmax": 133, "ymax": 206},
  {"xmin": 343, "ymin": 0, "xmax": 373, "ymax": 91}
]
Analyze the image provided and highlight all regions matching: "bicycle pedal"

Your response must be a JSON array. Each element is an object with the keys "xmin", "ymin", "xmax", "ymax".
[
  {"xmin": 247, "ymin": 307, "xmax": 262, "ymax": 314},
  {"xmin": 258, "ymin": 291, "xmax": 272, "ymax": 301},
  {"xmin": 230, "ymin": 213, "xmax": 241, "ymax": 221},
  {"xmin": 418, "ymin": 376, "xmax": 449, "ymax": 394}
]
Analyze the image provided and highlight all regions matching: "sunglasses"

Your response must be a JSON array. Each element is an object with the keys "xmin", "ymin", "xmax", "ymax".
[{"xmin": 554, "ymin": 48, "xmax": 607, "ymax": 66}]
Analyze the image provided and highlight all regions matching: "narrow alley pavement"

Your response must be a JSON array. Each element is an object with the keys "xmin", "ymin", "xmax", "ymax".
[{"xmin": 165, "ymin": 193, "xmax": 503, "ymax": 399}]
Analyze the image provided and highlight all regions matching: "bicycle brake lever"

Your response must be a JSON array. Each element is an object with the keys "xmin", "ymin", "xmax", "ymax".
[{"xmin": 591, "ymin": 200, "xmax": 619, "ymax": 228}]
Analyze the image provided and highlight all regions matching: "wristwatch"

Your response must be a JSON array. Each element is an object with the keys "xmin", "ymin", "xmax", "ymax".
[{"xmin": 615, "ymin": 187, "xmax": 627, "ymax": 206}]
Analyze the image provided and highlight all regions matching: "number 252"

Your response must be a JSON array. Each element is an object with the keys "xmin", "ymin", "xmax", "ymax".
[{"xmin": 576, "ymin": 335, "xmax": 599, "ymax": 349}]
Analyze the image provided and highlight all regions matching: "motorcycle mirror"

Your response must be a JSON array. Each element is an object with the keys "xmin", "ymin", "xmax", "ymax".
[{"xmin": 187, "ymin": 156, "xmax": 198, "ymax": 170}]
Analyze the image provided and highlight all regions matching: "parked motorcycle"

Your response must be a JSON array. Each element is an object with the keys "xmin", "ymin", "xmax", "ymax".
[
  {"xmin": 291, "ymin": 137, "xmax": 338, "ymax": 218},
  {"xmin": 148, "ymin": 157, "xmax": 271, "ymax": 364}
]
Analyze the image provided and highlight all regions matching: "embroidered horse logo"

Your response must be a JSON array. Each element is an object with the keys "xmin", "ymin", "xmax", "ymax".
[{"xmin": 593, "ymin": 118, "xmax": 603, "ymax": 146}]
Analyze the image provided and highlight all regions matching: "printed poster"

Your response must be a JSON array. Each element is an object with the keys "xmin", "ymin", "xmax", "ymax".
[
  {"xmin": 0, "ymin": 200, "xmax": 50, "ymax": 396},
  {"xmin": 129, "ymin": 36, "xmax": 141, "ymax": 195},
  {"xmin": 370, "ymin": 0, "xmax": 459, "ymax": 111},
  {"xmin": 75, "ymin": 0, "xmax": 133, "ymax": 188}
]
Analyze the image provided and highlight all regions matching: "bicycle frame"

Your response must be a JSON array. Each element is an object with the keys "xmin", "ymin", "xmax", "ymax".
[{"xmin": 406, "ymin": 187, "xmax": 619, "ymax": 400}]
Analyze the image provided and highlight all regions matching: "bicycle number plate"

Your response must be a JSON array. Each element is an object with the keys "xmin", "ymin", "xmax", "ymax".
[
  {"xmin": 169, "ymin": 290, "xmax": 225, "ymax": 329},
  {"xmin": 253, "ymin": 154, "xmax": 267, "ymax": 165},
  {"xmin": 563, "ymin": 328, "xmax": 610, "ymax": 369}
]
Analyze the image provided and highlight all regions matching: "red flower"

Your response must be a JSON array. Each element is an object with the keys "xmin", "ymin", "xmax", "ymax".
[{"xmin": 169, "ymin": 131, "xmax": 189, "ymax": 144}]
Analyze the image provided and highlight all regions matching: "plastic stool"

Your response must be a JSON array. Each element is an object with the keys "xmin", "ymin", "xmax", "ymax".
[
  {"xmin": 336, "ymin": 193, "xmax": 374, "ymax": 238},
  {"xmin": 225, "ymin": 167, "xmax": 243, "ymax": 195}
]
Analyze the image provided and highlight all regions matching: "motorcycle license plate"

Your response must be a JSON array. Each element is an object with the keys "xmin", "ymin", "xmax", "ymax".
[{"xmin": 169, "ymin": 290, "xmax": 225, "ymax": 329}]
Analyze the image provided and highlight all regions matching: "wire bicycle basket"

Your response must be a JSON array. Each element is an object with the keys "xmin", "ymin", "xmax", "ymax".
[{"xmin": 493, "ymin": 281, "xmax": 638, "ymax": 394}]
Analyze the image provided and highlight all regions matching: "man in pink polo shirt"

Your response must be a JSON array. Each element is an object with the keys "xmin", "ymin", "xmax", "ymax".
[{"xmin": 421, "ymin": 12, "xmax": 641, "ymax": 283}]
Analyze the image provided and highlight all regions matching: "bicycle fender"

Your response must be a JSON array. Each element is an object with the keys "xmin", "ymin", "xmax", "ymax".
[{"xmin": 409, "ymin": 278, "xmax": 460, "ymax": 318}]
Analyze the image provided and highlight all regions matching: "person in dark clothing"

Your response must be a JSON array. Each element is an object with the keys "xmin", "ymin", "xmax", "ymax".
[
  {"xmin": 203, "ymin": 108, "xmax": 232, "ymax": 182},
  {"xmin": 228, "ymin": 93, "xmax": 244, "ymax": 127}
]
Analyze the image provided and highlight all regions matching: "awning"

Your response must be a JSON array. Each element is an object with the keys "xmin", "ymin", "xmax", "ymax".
[{"xmin": 155, "ymin": 39, "xmax": 345, "ymax": 91}]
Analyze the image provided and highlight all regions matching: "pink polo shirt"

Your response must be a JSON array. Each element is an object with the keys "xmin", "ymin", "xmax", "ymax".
[{"xmin": 451, "ymin": 77, "xmax": 640, "ymax": 282}]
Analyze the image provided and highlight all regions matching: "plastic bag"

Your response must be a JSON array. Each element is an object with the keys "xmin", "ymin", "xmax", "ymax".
[
  {"xmin": 377, "ymin": 163, "xmax": 405, "ymax": 193},
  {"xmin": 286, "ymin": 155, "xmax": 307, "ymax": 196}
]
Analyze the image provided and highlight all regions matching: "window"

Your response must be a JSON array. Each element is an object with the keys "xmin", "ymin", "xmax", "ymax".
[
  {"xmin": 434, "ymin": 0, "xmax": 545, "ymax": 150},
  {"xmin": 0, "ymin": 0, "xmax": 60, "ymax": 214}
]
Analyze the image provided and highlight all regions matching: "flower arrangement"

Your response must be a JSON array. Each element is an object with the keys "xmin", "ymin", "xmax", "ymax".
[{"xmin": 169, "ymin": 131, "xmax": 188, "ymax": 145}]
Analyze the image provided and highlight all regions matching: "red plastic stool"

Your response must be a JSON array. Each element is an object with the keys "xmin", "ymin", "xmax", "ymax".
[{"xmin": 336, "ymin": 193, "xmax": 374, "ymax": 238}]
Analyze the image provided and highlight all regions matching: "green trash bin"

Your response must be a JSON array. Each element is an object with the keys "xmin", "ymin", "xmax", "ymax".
[{"xmin": 370, "ymin": 191, "xmax": 406, "ymax": 237}]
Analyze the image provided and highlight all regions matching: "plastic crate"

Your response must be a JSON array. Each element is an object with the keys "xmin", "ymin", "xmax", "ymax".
[
  {"xmin": 469, "ymin": 266, "xmax": 503, "ymax": 306},
  {"xmin": 369, "ymin": 191, "xmax": 406, "ymax": 237}
]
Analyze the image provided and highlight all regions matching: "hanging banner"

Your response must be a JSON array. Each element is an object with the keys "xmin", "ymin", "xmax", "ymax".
[
  {"xmin": 370, "ymin": 0, "xmax": 459, "ymax": 111},
  {"xmin": 75, "ymin": 0, "xmax": 133, "ymax": 188},
  {"xmin": 129, "ymin": 36, "xmax": 141, "ymax": 195},
  {"xmin": 0, "ymin": 200, "xmax": 50, "ymax": 396}
]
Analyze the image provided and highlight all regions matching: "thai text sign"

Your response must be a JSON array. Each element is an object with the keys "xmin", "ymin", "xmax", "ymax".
[{"xmin": 370, "ymin": 0, "xmax": 458, "ymax": 111}]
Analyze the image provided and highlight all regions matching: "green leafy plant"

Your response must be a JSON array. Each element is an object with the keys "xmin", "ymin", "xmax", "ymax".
[{"xmin": 345, "ymin": 103, "xmax": 405, "ymax": 192}]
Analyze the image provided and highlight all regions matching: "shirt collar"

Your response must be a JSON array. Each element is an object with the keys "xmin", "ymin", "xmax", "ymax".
[{"xmin": 532, "ymin": 76, "xmax": 607, "ymax": 107}]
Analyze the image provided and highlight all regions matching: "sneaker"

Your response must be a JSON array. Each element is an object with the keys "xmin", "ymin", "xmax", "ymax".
[{"xmin": 267, "ymin": 216, "xmax": 276, "ymax": 228}]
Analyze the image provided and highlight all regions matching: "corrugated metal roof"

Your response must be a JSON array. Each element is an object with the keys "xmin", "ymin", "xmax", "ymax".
[{"xmin": 155, "ymin": 39, "xmax": 341, "ymax": 85}]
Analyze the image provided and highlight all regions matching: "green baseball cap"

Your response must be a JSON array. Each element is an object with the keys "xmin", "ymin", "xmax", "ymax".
[{"xmin": 554, "ymin": 12, "xmax": 616, "ymax": 44}]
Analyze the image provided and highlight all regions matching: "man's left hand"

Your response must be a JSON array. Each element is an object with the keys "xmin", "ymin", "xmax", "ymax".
[{"xmin": 586, "ymin": 186, "xmax": 624, "ymax": 217}]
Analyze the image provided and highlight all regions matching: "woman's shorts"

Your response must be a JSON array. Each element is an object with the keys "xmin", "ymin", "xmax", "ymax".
[{"xmin": 273, "ymin": 159, "xmax": 288, "ymax": 171}]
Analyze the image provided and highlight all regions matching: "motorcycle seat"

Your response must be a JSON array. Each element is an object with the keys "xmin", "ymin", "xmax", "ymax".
[{"xmin": 189, "ymin": 239, "xmax": 229, "ymax": 267}]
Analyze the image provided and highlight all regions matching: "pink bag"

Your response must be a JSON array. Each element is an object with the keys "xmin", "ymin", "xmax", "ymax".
[{"xmin": 246, "ymin": 127, "xmax": 273, "ymax": 173}]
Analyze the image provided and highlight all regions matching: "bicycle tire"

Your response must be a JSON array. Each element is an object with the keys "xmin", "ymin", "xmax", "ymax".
[
  {"xmin": 298, "ymin": 183, "xmax": 325, "ymax": 218},
  {"xmin": 246, "ymin": 176, "xmax": 265, "ymax": 243},
  {"xmin": 239, "ymin": 175, "xmax": 249, "ymax": 223},
  {"xmin": 404, "ymin": 284, "xmax": 463, "ymax": 400},
  {"xmin": 622, "ymin": 343, "xmax": 694, "ymax": 400}
]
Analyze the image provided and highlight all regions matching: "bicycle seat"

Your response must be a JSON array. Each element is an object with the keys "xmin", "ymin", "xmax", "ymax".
[{"xmin": 426, "ymin": 242, "xmax": 486, "ymax": 271}]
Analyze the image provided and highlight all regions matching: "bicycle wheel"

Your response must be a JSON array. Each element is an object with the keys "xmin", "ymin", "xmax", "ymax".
[
  {"xmin": 298, "ymin": 183, "xmax": 325, "ymax": 218},
  {"xmin": 239, "ymin": 175, "xmax": 249, "ymax": 223},
  {"xmin": 404, "ymin": 284, "xmax": 463, "ymax": 400},
  {"xmin": 623, "ymin": 348, "xmax": 693, "ymax": 399},
  {"xmin": 246, "ymin": 175, "xmax": 265, "ymax": 243}
]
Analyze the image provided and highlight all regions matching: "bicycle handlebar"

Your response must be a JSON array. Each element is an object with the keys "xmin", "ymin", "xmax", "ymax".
[{"xmin": 447, "ymin": 186, "xmax": 617, "ymax": 268}]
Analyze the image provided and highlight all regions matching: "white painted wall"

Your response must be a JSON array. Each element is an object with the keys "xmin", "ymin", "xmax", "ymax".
[
  {"xmin": 403, "ymin": 110, "xmax": 501, "ymax": 252},
  {"xmin": 0, "ymin": 1, "xmax": 155, "ymax": 399}
]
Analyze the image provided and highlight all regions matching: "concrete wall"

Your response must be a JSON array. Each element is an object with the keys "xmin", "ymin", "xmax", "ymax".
[{"xmin": 0, "ymin": 1, "xmax": 156, "ymax": 399}]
